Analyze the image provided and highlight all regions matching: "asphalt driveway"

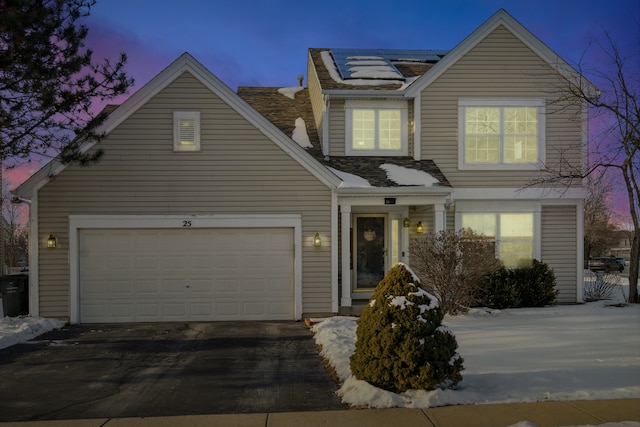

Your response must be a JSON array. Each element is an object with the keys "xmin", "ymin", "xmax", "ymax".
[{"xmin": 0, "ymin": 321, "xmax": 346, "ymax": 421}]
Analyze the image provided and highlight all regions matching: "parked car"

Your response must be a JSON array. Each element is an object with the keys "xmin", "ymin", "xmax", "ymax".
[
  {"xmin": 615, "ymin": 257, "xmax": 626, "ymax": 271},
  {"xmin": 588, "ymin": 257, "xmax": 624, "ymax": 273}
]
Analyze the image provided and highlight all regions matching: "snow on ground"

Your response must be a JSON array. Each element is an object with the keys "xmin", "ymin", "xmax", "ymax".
[
  {"xmin": 312, "ymin": 280, "xmax": 640, "ymax": 411},
  {"xmin": 0, "ymin": 316, "xmax": 65, "ymax": 350},
  {"xmin": 0, "ymin": 278, "xmax": 638, "ymax": 427}
]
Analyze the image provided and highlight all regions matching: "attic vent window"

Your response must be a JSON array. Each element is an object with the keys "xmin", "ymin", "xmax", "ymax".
[{"xmin": 174, "ymin": 111, "xmax": 201, "ymax": 152}]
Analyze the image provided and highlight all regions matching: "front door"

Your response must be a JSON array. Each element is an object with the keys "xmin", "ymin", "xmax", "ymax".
[{"xmin": 353, "ymin": 215, "xmax": 386, "ymax": 292}]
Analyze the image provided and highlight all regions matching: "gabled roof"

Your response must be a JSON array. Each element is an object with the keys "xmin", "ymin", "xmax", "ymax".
[
  {"xmin": 405, "ymin": 8, "xmax": 597, "ymax": 96},
  {"xmin": 13, "ymin": 53, "xmax": 341, "ymax": 199},
  {"xmin": 238, "ymin": 86, "xmax": 451, "ymax": 191}
]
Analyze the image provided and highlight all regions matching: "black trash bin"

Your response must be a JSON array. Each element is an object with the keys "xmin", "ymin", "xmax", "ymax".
[{"xmin": 0, "ymin": 275, "xmax": 29, "ymax": 317}]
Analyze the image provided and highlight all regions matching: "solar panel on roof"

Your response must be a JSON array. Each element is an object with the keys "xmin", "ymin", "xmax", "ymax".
[{"xmin": 331, "ymin": 48, "xmax": 449, "ymax": 80}]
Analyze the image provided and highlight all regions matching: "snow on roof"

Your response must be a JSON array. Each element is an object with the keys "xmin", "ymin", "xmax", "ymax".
[
  {"xmin": 291, "ymin": 117, "xmax": 312, "ymax": 148},
  {"xmin": 380, "ymin": 163, "xmax": 439, "ymax": 186},
  {"xmin": 277, "ymin": 86, "xmax": 304, "ymax": 100},
  {"xmin": 321, "ymin": 51, "xmax": 404, "ymax": 87},
  {"xmin": 328, "ymin": 167, "xmax": 372, "ymax": 188}
]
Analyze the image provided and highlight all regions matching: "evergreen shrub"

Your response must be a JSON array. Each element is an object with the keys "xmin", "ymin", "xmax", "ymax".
[
  {"xmin": 478, "ymin": 267, "xmax": 520, "ymax": 309},
  {"xmin": 479, "ymin": 260, "xmax": 558, "ymax": 308},
  {"xmin": 349, "ymin": 263, "xmax": 464, "ymax": 393}
]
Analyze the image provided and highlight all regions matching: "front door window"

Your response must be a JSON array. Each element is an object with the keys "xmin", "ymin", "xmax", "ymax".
[{"xmin": 354, "ymin": 216, "xmax": 386, "ymax": 289}]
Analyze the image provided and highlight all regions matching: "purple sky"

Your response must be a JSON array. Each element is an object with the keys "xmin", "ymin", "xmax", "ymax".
[{"xmin": 6, "ymin": 0, "xmax": 640, "ymax": 223}]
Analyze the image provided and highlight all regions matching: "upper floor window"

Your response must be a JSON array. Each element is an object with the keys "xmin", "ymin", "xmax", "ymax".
[
  {"xmin": 346, "ymin": 100, "xmax": 408, "ymax": 156},
  {"xmin": 173, "ymin": 111, "xmax": 200, "ymax": 152},
  {"xmin": 458, "ymin": 99, "xmax": 545, "ymax": 169}
]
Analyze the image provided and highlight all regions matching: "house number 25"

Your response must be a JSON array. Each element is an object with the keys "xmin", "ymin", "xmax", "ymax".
[{"xmin": 182, "ymin": 220, "xmax": 192, "ymax": 227}]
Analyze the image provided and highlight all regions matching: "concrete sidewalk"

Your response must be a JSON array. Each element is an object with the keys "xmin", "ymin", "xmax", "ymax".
[{"xmin": 0, "ymin": 399, "xmax": 637, "ymax": 427}]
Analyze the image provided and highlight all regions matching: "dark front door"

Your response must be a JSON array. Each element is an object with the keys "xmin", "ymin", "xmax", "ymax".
[{"xmin": 354, "ymin": 215, "xmax": 386, "ymax": 290}]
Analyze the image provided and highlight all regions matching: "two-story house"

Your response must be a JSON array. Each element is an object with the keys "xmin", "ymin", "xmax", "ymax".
[{"xmin": 13, "ymin": 9, "xmax": 589, "ymax": 323}]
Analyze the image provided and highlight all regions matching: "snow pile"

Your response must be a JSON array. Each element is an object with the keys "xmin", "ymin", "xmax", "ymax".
[
  {"xmin": 345, "ymin": 57, "xmax": 404, "ymax": 80},
  {"xmin": 312, "ymin": 302, "xmax": 640, "ymax": 409},
  {"xmin": 329, "ymin": 167, "xmax": 372, "ymax": 188},
  {"xmin": 291, "ymin": 117, "xmax": 312, "ymax": 148},
  {"xmin": 380, "ymin": 163, "xmax": 439, "ymax": 186},
  {"xmin": 0, "ymin": 316, "xmax": 65, "ymax": 350},
  {"xmin": 277, "ymin": 86, "xmax": 304, "ymax": 100}
]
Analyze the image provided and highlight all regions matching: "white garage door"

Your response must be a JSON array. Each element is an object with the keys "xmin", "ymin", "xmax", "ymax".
[{"xmin": 79, "ymin": 228, "xmax": 294, "ymax": 322}]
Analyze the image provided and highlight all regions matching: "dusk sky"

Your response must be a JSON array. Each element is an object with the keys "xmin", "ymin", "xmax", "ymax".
[{"xmin": 5, "ymin": 0, "xmax": 639, "ymax": 223}]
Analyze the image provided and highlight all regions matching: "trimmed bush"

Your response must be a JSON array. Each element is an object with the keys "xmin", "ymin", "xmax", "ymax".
[
  {"xmin": 479, "ymin": 260, "xmax": 558, "ymax": 308},
  {"xmin": 517, "ymin": 260, "xmax": 558, "ymax": 307},
  {"xmin": 350, "ymin": 263, "xmax": 464, "ymax": 393},
  {"xmin": 478, "ymin": 267, "xmax": 521, "ymax": 309}
]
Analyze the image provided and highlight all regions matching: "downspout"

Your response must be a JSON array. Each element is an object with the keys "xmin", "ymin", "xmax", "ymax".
[
  {"xmin": 331, "ymin": 190, "xmax": 338, "ymax": 313},
  {"xmin": 28, "ymin": 194, "xmax": 39, "ymax": 317}
]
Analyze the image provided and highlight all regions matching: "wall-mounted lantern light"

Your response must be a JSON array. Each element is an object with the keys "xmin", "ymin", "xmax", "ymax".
[
  {"xmin": 314, "ymin": 233, "xmax": 322, "ymax": 247},
  {"xmin": 47, "ymin": 234, "xmax": 58, "ymax": 249},
  {"xmin": 403, "ymin": 218, "xmax": 411, "ymax": 228},
  {"xmin": 416, "ymin": 222, "xmax": 425, "ymax": 234}
]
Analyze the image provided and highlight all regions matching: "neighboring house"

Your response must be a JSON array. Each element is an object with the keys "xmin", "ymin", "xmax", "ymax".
[{"xmin": 13, "ymin": 9, "xmax": 590, "ymax": 323}]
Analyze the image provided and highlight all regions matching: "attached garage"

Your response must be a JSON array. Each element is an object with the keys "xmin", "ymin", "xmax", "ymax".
[{"xmin": 68, "ymin": 215, "xmax": 303, "ymax": 323}]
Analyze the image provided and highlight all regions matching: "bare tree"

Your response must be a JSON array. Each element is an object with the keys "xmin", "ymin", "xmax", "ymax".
[
  {"xmin": 584, "ymin": 172, "xmax": 618, "ymax": 260},
  {"xmin": 529, "ymin": 32, "xmax": 639, "ymax": 303},
  {"xmin": 409, "ymin": 229, "xmax": 502, "ymax": 315},
  {"xmin": 2, "ymin": 178, "xmax": 28, "ymax": 272}
]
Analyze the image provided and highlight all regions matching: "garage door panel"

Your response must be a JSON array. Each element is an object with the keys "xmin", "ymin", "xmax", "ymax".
[{"xmin": 79, "ymin": 228, "xmax": 294, "ymax": 322}]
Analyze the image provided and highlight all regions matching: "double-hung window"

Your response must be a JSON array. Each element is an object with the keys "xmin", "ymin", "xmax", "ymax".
[
  {"xmin": 346, "ymin": 100, "xmax": 408, "ymax": 156},
  {"xmin": 459, "ymin": 99, "xmax": 544, "ymax": 169},
  {"xmin": 173, "ymin": 111, "xmax": 201, "ymax": 152},
  {"xmin": 461, "ymin": 212, "xmax": 535, "ymax": 267}
]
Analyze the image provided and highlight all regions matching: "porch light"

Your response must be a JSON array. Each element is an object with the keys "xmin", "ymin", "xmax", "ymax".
[
  {"xmin": 416, "ymin": 222, "xmax": 425, "ymax": 234},
  {"xmin": 47, "ymin": 234, "xmax": 58, "ymax": 249},
  {"xmin": 314, "ymin": 233, "xmax": 322, "ymax": 247},
  {"xmin": 403, "ymin": 218, "xmax": 411, "ymax": 228}
]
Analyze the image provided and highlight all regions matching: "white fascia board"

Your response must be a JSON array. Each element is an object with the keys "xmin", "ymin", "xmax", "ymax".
[
  {"xmin": 405, "ymin": 9, "xmax": 597, "ymax": 97},
  {"xmin": 337, "ymin": 186, "xmax": 453, "ymax": 197},
  {"xmin": 452, "ymin": 187, "xmax": 587, "ymax": 200},
  {"xmin": 68, "ymin": 213, "xmax": 303, "ymax": 229},
  {"xmin": 14, "ymin": 53, "xmax": 342, "ymax": 198}
]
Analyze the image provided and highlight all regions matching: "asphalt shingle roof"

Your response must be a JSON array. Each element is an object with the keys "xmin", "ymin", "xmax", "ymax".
[{"xmin": 238, "ymin": 85, "xmax": 451, "ymax": 188}]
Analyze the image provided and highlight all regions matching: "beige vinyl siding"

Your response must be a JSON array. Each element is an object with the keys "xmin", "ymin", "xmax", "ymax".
[
  {"xmin": 408, "ymin": 206, "xmax": 434, "ymax": 238},
  {"xmin": 307, "ymin": 53, "xmax": 325, "ymax": 144},
  {"xmin": 37, "ymin": 72, "xmax": 333, "ymax": 320},
  {"xmin": 541, "ymin": 205, "xmax": 578, "ymax": 303},
  {"xmin": 420, "ymin": 25, "xmax": 583, "ymax": 187},
  {"xmin": 328, "ymin": 99, "xmax": 346, "ymax": 157}
]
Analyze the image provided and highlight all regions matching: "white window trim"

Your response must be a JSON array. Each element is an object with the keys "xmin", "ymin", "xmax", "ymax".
[
  {"xmin": 455, "ymin": 201, "xmax": 541, "ymax": 263},
  {"xmin": 458, "ymin": 98, "xmax": 545, "ymax": 170},
  {"xmin": 345, "ymin": 100, "xmax": 408, "ymax": 156},
  {"xmin": 173, "ymin": 111, "xmax": 201, "ymax": 152}
]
